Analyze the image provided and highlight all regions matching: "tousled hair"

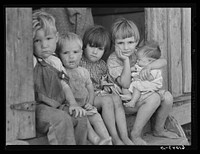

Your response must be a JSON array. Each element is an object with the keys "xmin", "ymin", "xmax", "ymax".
[
  {"xmin": 56, "ymin": 32, "xmax": 83, "ymax": 55},
  {"xmin": 32, "ymin": 10, "xmax": 57, "ymax": 39}
]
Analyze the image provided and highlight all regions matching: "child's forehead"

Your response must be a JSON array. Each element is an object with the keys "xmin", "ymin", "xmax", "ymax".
[
  {"xmin": 63, "ymin": 40, "xmax": 82, "ymax": 49},
  {"xmin": 35, "ymin": 28, "xmax": 56, "ymax": 37}
]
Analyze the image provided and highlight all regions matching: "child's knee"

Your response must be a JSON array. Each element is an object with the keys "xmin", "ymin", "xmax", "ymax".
[
  {"xmin": 101, "ymin": 96, "xmax": 114, "ymax": 108},
  {"xmin": 151, "ymin": 93, "xmax": 161, "ymax": 107},
  {"xmin": 163, "ymin": 91, "xmax": 173, "ymax": 106},
  {"xmin": 112, "ymin": 95, "xmax": 123, "ymax": 107},
  {"xmin": 76, "ymin": 115, "xmax": 87, "ymax": 126}
]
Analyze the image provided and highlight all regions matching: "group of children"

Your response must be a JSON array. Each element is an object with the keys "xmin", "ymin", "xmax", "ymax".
[{"xmin": 32, "ymin": 10, "xmax": 179, "ymax": 145}]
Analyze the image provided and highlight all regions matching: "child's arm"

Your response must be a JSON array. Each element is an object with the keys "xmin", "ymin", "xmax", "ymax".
[
  {"xmin": 139, "ymin": 58, "xmax": 167, "ymax": 81},
  {"xmin": 61, "ymin": 80, "xmax": 86, "ymax": 117},
  {"xmin": 85, "ymin": 81, "xmax": 95, "ymax": 109},
  {"xmin": 115, "ymin": 48, "xmax": 131, "ymax": 89}
]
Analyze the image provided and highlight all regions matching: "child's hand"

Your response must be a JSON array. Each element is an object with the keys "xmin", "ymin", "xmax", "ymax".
[
  {"xmin": 139, "ymin": 67, "xmax": 152, "ymax": 81},
  {"xmin": 84, "ymin": 103, "xmax": 94, "ymax": 111},
  {"xmin": 123, "ymin": 101, "xmax": 136, "ymax": 108},
  {"xmin": 69, "ymin": 104, "xmax": 86, "ymax": 118},
  {"xmin": 115, "ymin": 45, "xmax": 129, "ymax": 61}
]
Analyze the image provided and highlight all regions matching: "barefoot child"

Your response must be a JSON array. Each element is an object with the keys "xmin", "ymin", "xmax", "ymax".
[
  {"xmin": 79, "ymin": 25, "xmax": 134, "ymax": 145},
  {"xmin": 57, "ymin": 32, "xmax": 112, "ymax": 145},
  {"xmin": 107, "ymin": 17, "xmax": 178, "ymax": 145}
]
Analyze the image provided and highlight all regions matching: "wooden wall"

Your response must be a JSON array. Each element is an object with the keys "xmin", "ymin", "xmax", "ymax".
[
  {"xmin": 6, "ymin": 8, "xmax": 35, "ymax": 142},
  {"xmin": 145, "ymin": 8, "xmax": 191, "ymax": 125},
  {"xmin": 145, "ymin": 8, "xmax": 191, "ymax": 98}
]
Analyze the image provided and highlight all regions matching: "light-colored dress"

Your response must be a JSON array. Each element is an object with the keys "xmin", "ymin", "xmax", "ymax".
[
  {"xmin": 64, "ymin": 66, "xmax": 93, "ymax": 107},
  {"xmin": 107, "ymin": 52, "xmax": 156, "ymax": 102},
  {"xmin": 129, "ymin": 63, "xmax": 163, "ymax": 94}
]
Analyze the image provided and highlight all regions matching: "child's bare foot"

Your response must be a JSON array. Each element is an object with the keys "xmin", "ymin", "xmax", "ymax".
[
  {"xmin": 121, "ymin": 137, "xmax": 135, "ymax": 145},
  {"xmin": 98, "ymin": 137, "xmax": 112, "ymax": 145},
  {"xmin": 153, "ymin": 129, "xmax": 179, "ymax": 139},
  {"xmin": 112, "ymin": 138, "xmax": 125, "ymax": 145},
  {"xmin": 131, "ymin": 136, "xmax": 147, "ymax": 145}
]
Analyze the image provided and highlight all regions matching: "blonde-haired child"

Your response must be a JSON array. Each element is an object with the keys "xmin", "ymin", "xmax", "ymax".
[
  {"xmin": 32, "ymin": 10, "xmax": 88, "ymax": 145},
  {"xmin": 57, "ymin": 32, "xmax": 112, "ymax": 145},
  {"xmin": 107, "ymin": 17, "xmax": 178, "ymax": 145}
]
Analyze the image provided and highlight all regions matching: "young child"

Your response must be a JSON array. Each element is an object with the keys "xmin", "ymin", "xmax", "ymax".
[
  {"xmin": 107, "ymin": 17, "xmax": 178, "ymax": 145},
  {"xmin": 79, "ymin": 25, "xmax": 134, "ymax": 145},
  {"xmin": 122, "ymin": 41, "xmax": 163, "ymax": 108},
  {"xmin": 56, "ymin": 32, "xmax": 112, "ymax": 145},
  {"xmin": 32, "ymin": 10, "xmax": 88, "ymax": 145}
]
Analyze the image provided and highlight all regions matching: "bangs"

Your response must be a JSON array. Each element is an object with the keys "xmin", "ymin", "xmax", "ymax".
[
  {"xmin": 87, "ymin": 32, "xmax": 107, "ymax": 48},
  {"xmin": 115, "ymin": 25, "xmax": 136, "ymax": 40}
]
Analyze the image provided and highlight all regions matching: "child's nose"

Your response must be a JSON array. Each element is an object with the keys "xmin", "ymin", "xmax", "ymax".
[
  {"xmin": 42, "ymin": 40, "xmax": 48, "ymax": 48},
  {"xmin": 92, "ymin": 48, "xmax": 98, "ymax": 54}
]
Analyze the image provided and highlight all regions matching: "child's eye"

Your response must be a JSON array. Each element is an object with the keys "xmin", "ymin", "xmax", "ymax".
[
  {"xmin": 46, "ymin": 37, "xmax": 53, "ymax": 40},
  {"xmin": 34, "ymin": 39, "xmax": 40, "ymax": 43},
  {"xmin": 98, "ymin": 47, "xmax": 104, "ymax": 50},
  {"xmin": 117, "ymin": 42, "xmax": 123, "ymax": 45},
  {"xmin": 62, "ymin": 51, "xmax": 69, "ymax": 54}
]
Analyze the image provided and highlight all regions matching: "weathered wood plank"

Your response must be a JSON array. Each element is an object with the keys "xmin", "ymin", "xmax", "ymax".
[
  {"xmin": 182, "ymin": 8, "xmax": 191, "ymax": 93},
  {"xmin": 170, "ymin": 100, "xmax": 191, "ymax": 125},
  {"xmin": 6, "ymin": 8, "xmax": 35, "ymax": 141},
  {"xmin": 167, "ymin": 8, "xmax": 182, "ymax": 97},
  {"xmin": 145, "ymin": 8, "xmax": 169, "ymax": 90}
]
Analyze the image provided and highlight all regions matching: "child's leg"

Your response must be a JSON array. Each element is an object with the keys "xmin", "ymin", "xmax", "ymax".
[
  {"xmin": 111, "ymin": 95, "xmax": 135, "ymax": 145},
  {"xmin": 36, "ymin": 104, "xmax": 76, "ymax": 145},
  {"xmin": 130, "ymin": 93, "xmax": 160, "ymax": 145},
  {"xmin": 88, "ymin": 113, "xmax": 110, "ymax": 139},
  {"xmin": 94, "ymin": 96, "xmax": 124, "ymax": 145},
  {"xmin": 87, "ymin": 119, "xmax": 101, "ymax": 145},
  {"xmin": 71, "ymin": 115, "xmax": 88, "ymax": 145},
  {"xmin": 152, "ymin": 91, "xmax": 179, "ymax": 138},
  {"xmin": 124, "ymin": 87, "xmax": 140, "ymax": 108}
]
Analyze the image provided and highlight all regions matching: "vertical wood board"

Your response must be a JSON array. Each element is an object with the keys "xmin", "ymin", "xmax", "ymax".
[
  {"xmin": 145, "ymin": 8, "xmax": 169, "ymax": 91},
  {"xmin": 167, "ymin": 8, "xmax": 183, "ymax": 97},
  {"xmin": 182, "ymin": 8, "xmax": 191, "ymax": 93},
  {"xmin": 6, "ymin": 8, "xmax": 35, "ymax": 141}
]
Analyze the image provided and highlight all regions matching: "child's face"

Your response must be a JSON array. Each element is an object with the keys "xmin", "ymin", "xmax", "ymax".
[
  {"xmin": 59, "ymin": 41, "xmax": 83, "ymax": 69},
  {"xmin": 84, "ymin": 44, "xmax": 105, "ymax": 62},
  {"xmin": 137, "ymin": 51, "xmax": 152, "ymax": 67},
  {"xmin": 33, "ymin": 29, "xmax": 58, "ymax": 59},
  {"xmin": 115, "ymin": 36, "xmax": 138, "ymax": 57}
]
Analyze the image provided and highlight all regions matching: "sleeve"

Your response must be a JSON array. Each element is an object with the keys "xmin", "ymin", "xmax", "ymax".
[
  {"xmin": 150, "ymin": 70, "xmax": 163, "ymax": 89},
  {"xmin": 107, "ymin": 55, "xmax": 123, "ymax": 80}
]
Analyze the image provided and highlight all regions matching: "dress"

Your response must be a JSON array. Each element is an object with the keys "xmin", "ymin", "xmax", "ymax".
[
  {"xmin": 129, "ymin": 63, "xmax": 163, "ymax": 94},
  {"xmin": 107, "ymin": 52, "xmax": 155, "ymax": 102},
  {"xmin": 79, "ymin": 56, "xmax": 110, "ymax": 96},
  {"xmin": 63, "ymin": 66, "xmax": 92, "ymax": 107}
]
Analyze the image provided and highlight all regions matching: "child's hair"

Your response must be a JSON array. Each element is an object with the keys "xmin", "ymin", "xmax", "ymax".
[
  {"xmin": 137, "ymin": 41, "xmax": 161, "ymax": 60},
  {"xmin": 56, "ymin": 32, "xmax": 83, "ymax": 54},
  {"xmin": 111, "ymin": 17, "xmax": 140, "ymax": 44},
  {"xmin": 82, "ymin": 25, "xmax": 111, "ymax": 55},
  {"xmin": 32, "ymin": 10, "xmax": 57, "ymax": 39}
]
